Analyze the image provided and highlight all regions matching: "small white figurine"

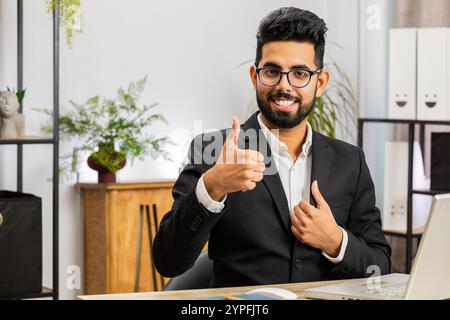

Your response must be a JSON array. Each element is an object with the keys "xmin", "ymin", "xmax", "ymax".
[{"xmin": 0, "ymin": 91, "xmax": 25, "ymax": 138}]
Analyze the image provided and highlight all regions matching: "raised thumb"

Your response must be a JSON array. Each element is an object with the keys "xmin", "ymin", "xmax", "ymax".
[
  {"xmin": 311, "ymin": 180, "xmax": 327, "ymax": 209},
  {"xmin": 227, "ymin": 116, "xmax": 240, "ymax": 146}
]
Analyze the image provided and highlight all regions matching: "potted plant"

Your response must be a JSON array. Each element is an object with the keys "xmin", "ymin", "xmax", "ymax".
[
  {"xmin": 307, "ymin": 58, "xmax": 358, "ymax": 139},
  {"xmin": 36, "ymin": 76, "xmax": 169, "ymax": 183}
]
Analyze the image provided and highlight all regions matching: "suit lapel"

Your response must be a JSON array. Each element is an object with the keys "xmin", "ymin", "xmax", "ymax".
[
  {"xmin": 242, "ymin": 112, "xmax": 292, "ymax": 237},
  {"xmin": 309, "ymin": 131, "xmax": 334, "ymax": 206},
  {"xmin": 262, "ymin": 168, "xmax": 293, "ymax": 236}
]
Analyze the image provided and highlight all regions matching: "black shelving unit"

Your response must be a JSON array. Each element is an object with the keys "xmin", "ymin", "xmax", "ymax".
[
  {"xmin": 0, "ymin": 0, "xmax": 60, "ymax": 300},
  {"xmin": 358, "ymin": 117, "xmax": 450, "ymax": 274}
]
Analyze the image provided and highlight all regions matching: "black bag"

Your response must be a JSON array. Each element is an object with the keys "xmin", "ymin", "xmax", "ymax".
[
  {"xmin": 0, "ymin": 191, "xmax": 42, "ymax": 296},
  {"xmin": 431, "ymin": 132, "xmax": 450, "ymax": 191}
]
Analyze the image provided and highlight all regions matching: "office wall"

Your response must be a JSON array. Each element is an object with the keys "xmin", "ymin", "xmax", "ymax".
[
  {"xmin": 0, "ymin": 0, "xmax": 360, "ymax": 299},
  {"xmin": 359, "ymin": 0, "xmax": 395, "ymax": 214}
]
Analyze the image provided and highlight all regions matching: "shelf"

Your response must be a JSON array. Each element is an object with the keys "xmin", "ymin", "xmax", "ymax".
[
  {"xmin": 412, "ymin": 189, "xmax": 450, "ymax": 196},
  {"xmin": 2, "ymin": 0, "xmax": 60, "ymax": 300},
  {"xmin": 0, "ymin": 287, "xmax": 53, "ymax": 300},
  {"xmin": 383, "ymin": 226, "xmax": 425, "ymax": 238},
  {"xmin": 357, "ymin": 116, "xmax": 450, "ymax": 273},
  {"xmin": 359, "ymin": 118, "xmax": 450, "ymax": 125},
  {"xmin": 0, "ymin": 136, "xmax": 54, "ymax": 145},
  {"xmin": 77, "ymin": 179, "xmax": 176, "ymax": 190}
]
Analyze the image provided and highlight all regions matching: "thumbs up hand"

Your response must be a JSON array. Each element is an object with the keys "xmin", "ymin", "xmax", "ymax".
[
  {"xmin": 231, "ymin": 116, "xmax": 240, "ymax": 145},
  {"xmin": 290, "ymin": 181, "xmax": 343, "ymax": 257},
  {"xmin": 203, "ymin": 117, "xmax": 266, "ymax": 201}
]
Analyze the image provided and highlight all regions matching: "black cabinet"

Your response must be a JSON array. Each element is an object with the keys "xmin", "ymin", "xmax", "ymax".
[{"xmin": 0, "ymin": 191, "xmax": 42, "ymax": 295}]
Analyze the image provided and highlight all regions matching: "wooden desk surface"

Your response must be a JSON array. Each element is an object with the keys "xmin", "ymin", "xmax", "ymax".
[{"xmin": 78, "ymin": 278, "xmax": 355, "ymax": 300}]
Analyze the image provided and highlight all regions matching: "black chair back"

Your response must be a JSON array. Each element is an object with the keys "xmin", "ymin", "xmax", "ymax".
[{"xmin": 163, "ymin": 252, "xmax": 213, "ymax": 291}]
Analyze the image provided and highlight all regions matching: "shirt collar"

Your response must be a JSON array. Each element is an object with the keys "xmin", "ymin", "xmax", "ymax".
[{"xmin": 257, "ymin": 113, "xmax": 313, "ymax": 157}]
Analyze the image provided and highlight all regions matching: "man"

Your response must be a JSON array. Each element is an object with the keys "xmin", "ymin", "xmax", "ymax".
[{"xmin": 153, "ymin": 7, "xmax": 391, "ymax": 288}]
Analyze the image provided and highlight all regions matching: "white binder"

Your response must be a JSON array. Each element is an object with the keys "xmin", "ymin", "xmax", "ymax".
[
  {"xmin": 388, "ymin": 28, "xmax": 417, "ymax": 120},
  {"xmin": 383, "ymin": 142, "xmax": 408, "ymax": 230},
  {"xmin": 383, "ymin": 141, "xmax": 432, "ymax": 231},
  {"xmin": 417, "ymin": 28, "xmax": 450, "ymax": 121}
]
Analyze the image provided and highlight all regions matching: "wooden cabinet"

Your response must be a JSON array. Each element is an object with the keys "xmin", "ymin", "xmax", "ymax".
[{"xmin": 79, "ymin": 180, "xmax": 175, "ymax": 295}]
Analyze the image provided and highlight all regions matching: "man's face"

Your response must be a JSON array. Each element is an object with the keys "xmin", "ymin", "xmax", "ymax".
[{"xmin": 250, "ymin": 41, "xmax": 329, "ymax": 129}]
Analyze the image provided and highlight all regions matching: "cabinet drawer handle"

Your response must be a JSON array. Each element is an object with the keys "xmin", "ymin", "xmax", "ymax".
[{"xmin": 0, "ymin": 212, "xmax": 3, "ymax": 226}]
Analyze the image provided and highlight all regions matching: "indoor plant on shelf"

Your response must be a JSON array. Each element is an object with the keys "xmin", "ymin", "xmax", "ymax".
[{"xmin": 36, "ymin": 76, "xmax": 169, "ymax": 183}]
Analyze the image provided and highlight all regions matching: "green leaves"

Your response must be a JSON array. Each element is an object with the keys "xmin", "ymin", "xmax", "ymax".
[
  {"xmin": 6, "ymin": 87, "xmax": 27, "ymax": 105},
  {"xmin": 90, "ymin": 146, "xmax": 127, "ymax": 174},
  {"xmin": 308, "ymin": 58, "xmax": 358, "ymax": 139},
  {"xmin": 47, "ymin": 0, "xmax": 82, "ymax": 48},
  {"xmin": 36, "ymin": 75, "xmax": 169, "ymax": 178}
]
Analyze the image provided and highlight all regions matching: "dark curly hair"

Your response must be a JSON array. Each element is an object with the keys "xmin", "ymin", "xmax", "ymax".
[{"xmin": 255, "ymin": 7, "xmax": 328, "ymax": 69}]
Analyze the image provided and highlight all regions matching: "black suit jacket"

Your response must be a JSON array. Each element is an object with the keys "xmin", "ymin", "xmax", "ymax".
[{"xmin": 153, "ymin": 112, "xmax": 391, "ymax": 287}]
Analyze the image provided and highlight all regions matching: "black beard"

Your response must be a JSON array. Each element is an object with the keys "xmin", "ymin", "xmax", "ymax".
[{"xmin": 256, "ymin": 91, "xmax": 316, "ymax": 129}]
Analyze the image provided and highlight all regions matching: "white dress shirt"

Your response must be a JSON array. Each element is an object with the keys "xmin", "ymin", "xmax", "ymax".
[{"xmin": 195, "ymin": 114, "xmax": 348, "ymax": 263}]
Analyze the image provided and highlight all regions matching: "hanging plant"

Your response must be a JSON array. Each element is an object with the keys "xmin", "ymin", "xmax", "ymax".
[{"xmin": 47, "ymin": 0, "xmax": 82, "ymax": 48}]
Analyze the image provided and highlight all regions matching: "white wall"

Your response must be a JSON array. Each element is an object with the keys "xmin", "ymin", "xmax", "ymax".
[
  {"xmin": 0, "ymin": 0, "xmax": 360, "ymax": 299},
  {"xmin": 359, "ymin": 0, "xmax": 395, "ymax": 212}
]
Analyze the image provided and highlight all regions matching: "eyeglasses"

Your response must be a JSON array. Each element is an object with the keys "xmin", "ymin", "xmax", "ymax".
[{"xmin": 255, "ymin": 66, "xmax": 322, "ymax": 88}]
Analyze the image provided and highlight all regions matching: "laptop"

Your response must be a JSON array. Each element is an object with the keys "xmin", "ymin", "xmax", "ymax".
[{"xmin": 305, "ymin": 194, "xmax": 450, "ymax": 300}]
